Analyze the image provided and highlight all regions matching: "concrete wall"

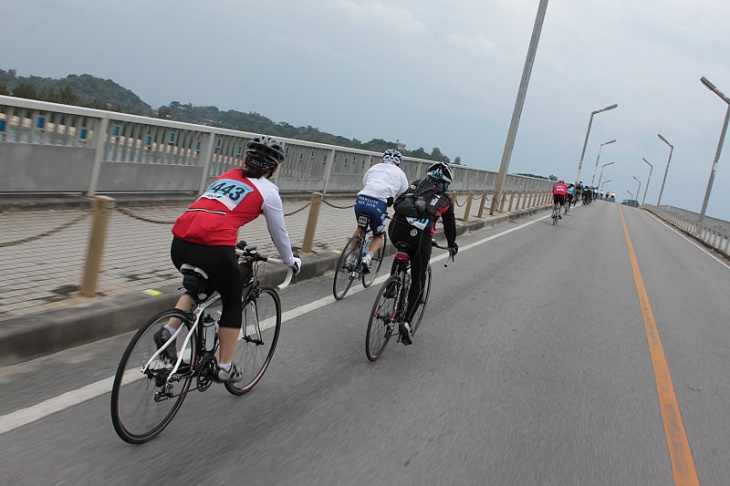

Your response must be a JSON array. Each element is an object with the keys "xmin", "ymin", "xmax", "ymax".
[{"xmin": 0, "ymin": 143, "xmax": 94, "ymax": 192}]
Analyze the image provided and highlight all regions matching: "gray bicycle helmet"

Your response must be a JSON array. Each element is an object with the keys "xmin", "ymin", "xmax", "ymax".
[
  {"xmin": 245, "ymin": 136, "xmax": 286, "ymax": 171},
  {"xmin": 426, "ymin": 162, "xmax": 454, "ymax": 184}
]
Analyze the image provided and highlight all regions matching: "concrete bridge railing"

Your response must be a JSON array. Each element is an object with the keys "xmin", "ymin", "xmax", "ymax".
[{"xmin": 0, "ymin": 95, "xmax": 552, "ymax": 197}]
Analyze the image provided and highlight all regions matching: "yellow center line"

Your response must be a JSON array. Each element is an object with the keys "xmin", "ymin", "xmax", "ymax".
[{"xmin": 619, "ymin": 206, "xmax": 699, "ymax": 485}]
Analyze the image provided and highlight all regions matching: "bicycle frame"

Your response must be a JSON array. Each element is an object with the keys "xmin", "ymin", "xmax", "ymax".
[
  {"xmin": 142, "ymin": 249, "xmax": 293, "ymax": 385},
  {"xmin": 142, "ymin": 293, "xmax": 221, "ymax": 384}
]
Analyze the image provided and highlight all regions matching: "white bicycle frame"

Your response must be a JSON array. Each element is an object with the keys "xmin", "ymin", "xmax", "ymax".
[{"xmin": 141, "ymin": 254, "xmax": 293, "ymax": 385}]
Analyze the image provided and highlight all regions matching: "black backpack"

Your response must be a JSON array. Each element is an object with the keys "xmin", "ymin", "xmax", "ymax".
[{"xmin": 393, "ymin": 178, "xmax": 446, "ymax": 221}]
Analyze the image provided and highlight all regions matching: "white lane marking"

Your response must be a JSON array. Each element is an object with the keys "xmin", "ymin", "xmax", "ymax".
[
  {"xmin": 0, "ymin": 370, "xmax": 142, "ymax": 435},
  {"xmin": 656, "ymin": 217, "xmax": 730, "ymax": 270},
  {"xmin": 0, "ymin": 216, "xmax": 542, "ymax": 435}
]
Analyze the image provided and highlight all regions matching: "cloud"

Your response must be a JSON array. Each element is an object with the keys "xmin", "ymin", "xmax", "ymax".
[
  {"xmin": 323, "ymin": 0, "xmax": 429, "ymax": 35},
  {"xmin": 445, "ymin": 32, "xmax": 508, "ymax": 60}
]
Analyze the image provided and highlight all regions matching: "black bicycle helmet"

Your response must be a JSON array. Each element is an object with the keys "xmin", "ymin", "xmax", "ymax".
[
  {"xmin": 426, "ymin": 162, "xmax": 454, "ymax": 184},
  {"xmin": 245, "ymin": 136, "xmax": 285, "ymax": 171}
]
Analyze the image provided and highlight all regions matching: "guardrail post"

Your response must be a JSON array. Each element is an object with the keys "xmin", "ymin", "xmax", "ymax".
[
  {"xmin": 86, "ymin": 116, "xmax": 110, "ymax": 196},
  {"xmin": 476, "ymin": 193, "xmax": 487, "ymax": 218},
  {"xmin": 196, "ymin": 132, "xmax": 216, "ymax": 194},
  {"xmin": 499, "ymin": 192, "xmax": 507, "ymax": 212},
  {"xmin": 462, "ymin": 192, "xmax": 474, "ymax": 221},
  {"xmin": 80, "ymin": 196, "xmax": 115, "ymax": 297},
  {"xmin": 301, "ymin": 192, "xmax": 323, "ymax": 253},
  {"xmin": 507, "ymin": 192, "xmax": 515, "ymax": 212},
  {"xmin": 521, "ymin": 191, "xmax": 528, "ymax": 209}
]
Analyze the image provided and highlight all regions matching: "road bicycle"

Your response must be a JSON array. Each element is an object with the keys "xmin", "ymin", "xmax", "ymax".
[
  {"xmin": 365, "ymin": 241, "xmax": 453, "ymax": 361},
  {"xmin": 333, "ymin": 213, "xmax": 387, "ymax": 300},
  {"xmin": 110, "ymin": 241, "xmax": 293, "ymax": 444}
]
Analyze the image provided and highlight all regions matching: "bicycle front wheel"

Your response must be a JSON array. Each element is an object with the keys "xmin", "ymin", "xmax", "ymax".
[
  {"xmin": 333, "ymin": 236, "xmax": 361, "ymax": 300},
  {"xmin": 365, "ymin": 275, "xmax": 400, "ymax": 361},
  {"xmin": 361, "ymin": 231, "xmax": 386, "ymax": 288},
  {"xmin": 111, "ymin": 308, "xmax": 196, "ymax": 444},
  {"xmin": 411, "ymin": 264, "xmax": 432, "ymax": 334},
  {"xmin": 225, "ymin": 287, "xmax": 282, "ymax": 395}
]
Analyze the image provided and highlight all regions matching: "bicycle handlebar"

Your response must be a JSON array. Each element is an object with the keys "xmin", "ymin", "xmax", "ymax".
[
  {"xmin": 432, "ymin": 241, "xmax": 456, "ymax": 267},
  {"xmin": 235, "ymin": 245, "xmax": 294, "ymax": 291}
]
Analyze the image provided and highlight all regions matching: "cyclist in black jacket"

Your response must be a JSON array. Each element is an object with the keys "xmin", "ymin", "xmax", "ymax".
[{"xmin": 389, "ymin": 162, "xmax": 458, "ymax": 345}]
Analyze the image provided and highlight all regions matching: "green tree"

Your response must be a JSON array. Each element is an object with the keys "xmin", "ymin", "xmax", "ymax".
[
  {"xmin": 409, "ymin": 147, "xmax": 429, "ymax": 159},
  {"xmin": 157, "ymin": 106, "xmax": 172, "ymax": 119},
  {"xmin": 58, "ymin": 85, "xmax": 78, "ymax": 105},
  {"xmin": 13, "ymin": 81, "xmax": 38, "ymax": 99},
  {"xmin": 0, "ymin": 82, "xmax": 9, "ymax": 95},
  {"xmin": 430, "ymin": 147, "xmax": 450, "ymax": 163},
  {"xmin": 39, "ymin": 86, "xmax": 56, "ymax": 102}
]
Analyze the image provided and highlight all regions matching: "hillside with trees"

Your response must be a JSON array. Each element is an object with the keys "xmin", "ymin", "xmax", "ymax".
[{"xmin": 1, "ymin": 68, "xmax": 458, "ymax": 163}]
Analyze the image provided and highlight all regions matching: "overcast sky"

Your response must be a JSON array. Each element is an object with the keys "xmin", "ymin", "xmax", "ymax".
[{"xmin": 2, "ymin": 0, "xmax": 730, "ymax": 220}]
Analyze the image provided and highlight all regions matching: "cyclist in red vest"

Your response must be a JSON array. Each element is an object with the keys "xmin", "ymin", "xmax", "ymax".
[
  {"xmin": 161, "ymin": 136, "xmax": 301, "ymax": 382},
  {"xmin": 552, "ymin": 180, "xmax": 568, "ymax": 219}
]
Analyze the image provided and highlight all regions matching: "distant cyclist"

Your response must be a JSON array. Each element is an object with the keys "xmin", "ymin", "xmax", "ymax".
[
  {"xmin": 552, "ymin": 179, "xmax": 568, "ymax": 218},
  {"xmin": 566, "ymin": 183, "xmax": 575, "ymax": 208},
  {"xmin": 389, "ymin": 162, "xmax": 458, "ymax": 345},
  {"xmin": 350, "ymin": 149, "xmax": 409, "ymax": 271},
  {"xmin": 161, "ymin": 136, "xmax": 302, "ymax": 383}
]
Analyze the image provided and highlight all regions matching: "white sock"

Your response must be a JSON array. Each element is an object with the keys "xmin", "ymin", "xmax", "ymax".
[
  {"xmin": 219, "ymin": 362, "xmax": 231, "ymax": 371},
  {"xmin": 164, "ymin": 324, "xmax": 176, "ymax": 334},
  {"xmin": 365, "ymin": 252, "xmax": 373, "ymax": 259}
]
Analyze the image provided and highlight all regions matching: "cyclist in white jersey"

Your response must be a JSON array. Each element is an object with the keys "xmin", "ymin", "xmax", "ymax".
[{"xmin": 352, "ymin": 149, "xmax": 409, "ymax": 271}]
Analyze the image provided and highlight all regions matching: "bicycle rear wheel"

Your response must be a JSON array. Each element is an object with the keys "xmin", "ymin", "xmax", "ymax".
[
  {"xmin": 333, "ymin": 236, "xmax": 361, "ymax": 300},
  {"xmin": 111, "ymin": 308, "xmax": 196, "ymax": 444},
  {"xmin": 365, "ymin": 275, "xmax": 400, "ymax": 361},
  {"xmin": 411, "ymin": 264, "xmax": 432, "ymax": 334},
  {"xmin": 225, "ymin": 287, "xmax": 282, "ymax": 395},
  {"xmin": 361, "ymin": 231, "xmax": 386, "ymax": 288}
]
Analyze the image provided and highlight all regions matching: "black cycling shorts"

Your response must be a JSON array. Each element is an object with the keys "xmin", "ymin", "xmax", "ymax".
[{"xmin": 170, "ymin": 238, "xmax": 243, "ymax": 329}]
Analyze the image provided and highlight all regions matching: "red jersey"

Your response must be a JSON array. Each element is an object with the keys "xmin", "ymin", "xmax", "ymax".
[
  {"xmin": 553, "ymin": 182, "xmax": 568, "ymax": 196},
  {"xmin": 172, "ymin": 169, "xmax": 267, "ymax": 246}
]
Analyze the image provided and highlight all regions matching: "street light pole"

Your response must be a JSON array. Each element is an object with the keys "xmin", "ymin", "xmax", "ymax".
[
  {"xmin": 641, "ymin": 157, "xmax": 653, "ymax": 205},
  {"xmin": 575, "ymin": 103, "xmax": 618, "ymax": 185},
  {"xmin": 632, "ymin": 175, "xmax": 642, "ymax": 205},
  {"xmin": 591, "ymin": 139, "xmax": 616, "ymax": 186},
  {"xmin": 600, "ymin": 179, "xmax": 612, "ymax": 190},
  {"xmin": 597, "ymin": 161, "xmax": 615, "ymax": 190},
  {"xmin": 488, "ymin": 0, "xmax": 550, "ymax": 216},
  {"xmin": 699, "ymin": 76, "xmax": 730, "ymax": 228},
  {"xmin": 656, "ymin": 133, "xmax": 674, "ymax": 206}
]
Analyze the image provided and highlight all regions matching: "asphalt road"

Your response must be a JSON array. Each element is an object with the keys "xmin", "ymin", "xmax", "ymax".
[{"xmin": 1, "ymin": 202, "xmax": 729, "ymax": 485}]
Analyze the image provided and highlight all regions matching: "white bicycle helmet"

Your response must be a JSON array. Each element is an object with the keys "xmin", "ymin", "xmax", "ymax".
[{"xmin": 382, "ymin": 149, "xmax": 403, "ymax": 166}]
